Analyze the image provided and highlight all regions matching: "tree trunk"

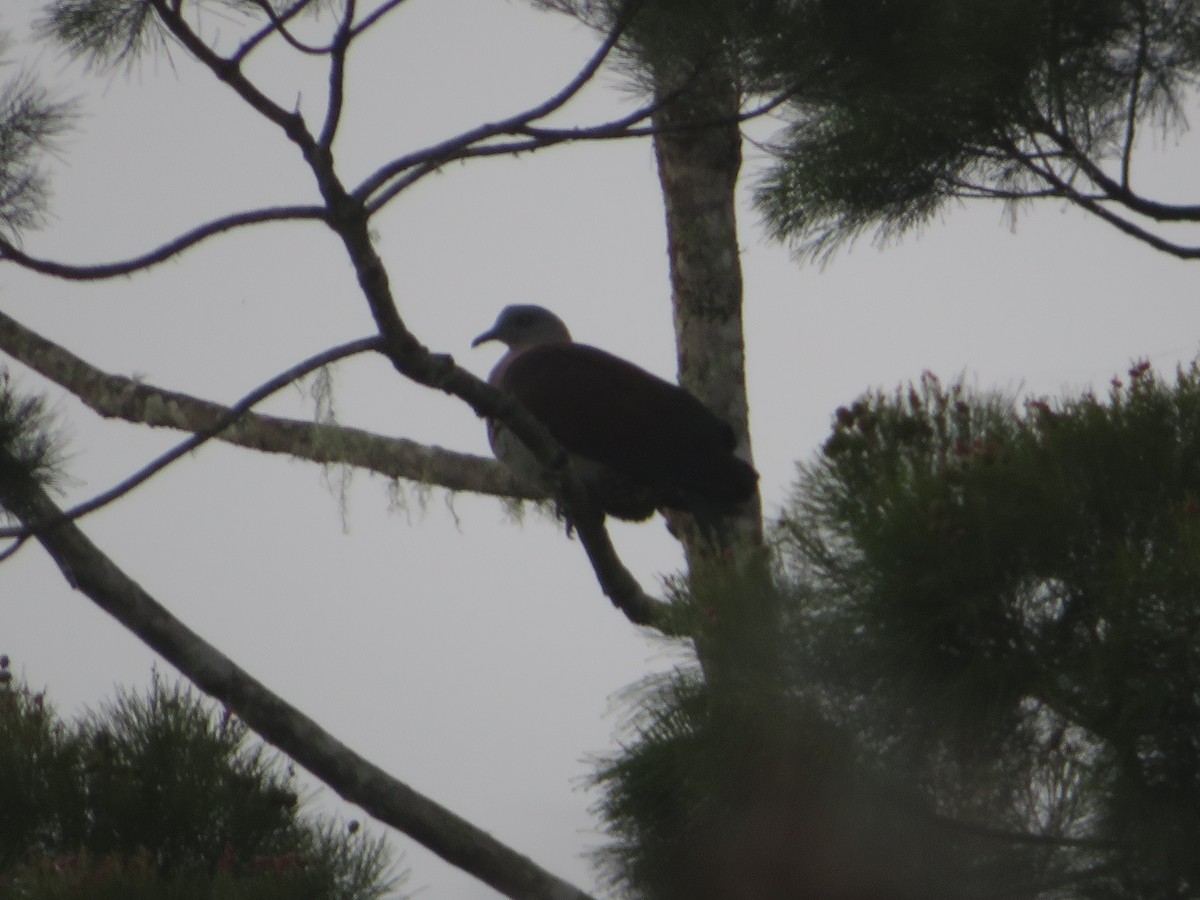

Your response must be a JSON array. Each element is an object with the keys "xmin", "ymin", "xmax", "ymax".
[{"xmin": 652, "ymin": 69, "xmax": 763, "ymax": 559}]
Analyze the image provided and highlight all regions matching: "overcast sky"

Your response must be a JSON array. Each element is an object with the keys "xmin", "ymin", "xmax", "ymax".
[{"xmin": 3, "ymin": 1, "xmax": 1200, "ymax": 897}]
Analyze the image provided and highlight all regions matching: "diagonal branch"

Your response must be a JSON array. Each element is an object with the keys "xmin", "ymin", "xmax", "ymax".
[
  {"xmin": 350, "ymin": 0, "xmax": 412, "ymax": 39},
  {"xmin": 363, "ymin": 108, "xmax": 662, "ymax": 213},
  {"xmin": 1121, "ymin": 1, "xmax": 1150, "ymax": 189},
  {"xmin": 0, "ymin": 308, "xmax": 541, "ymax": 500},
  {"xmin": 0, "ymin": 335, "xmax": 384, "ymax": 540},
  {"xmin": 0, "ymin": 464, "xmax": 597, "ymax": 900},
  {"xmin": 235, "ymin": 0, "xmax": 408, "ymax": 62},
  {"xmin": 0, "ymin": 205, "xmax": 326, "ymax": 280}
]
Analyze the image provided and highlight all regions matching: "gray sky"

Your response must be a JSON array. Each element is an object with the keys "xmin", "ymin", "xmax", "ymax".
[{"xmin": 3, "ymin": 1, "xmax": 1199, "ymax": 896}]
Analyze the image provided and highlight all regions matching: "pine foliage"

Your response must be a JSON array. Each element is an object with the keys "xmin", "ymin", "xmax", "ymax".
[
  {"xmin": 779, "ymin": 363, "xmax": 1200, "ymax": 896},
  {"xmin": 36, "ymin": 0, "xmax": 165, "ymax": 69},
  {"xmin": 748, "ymin": 0, "xmax": 1200, "ymax": 259},
  {"xmin": 0, "ymin": 372, "xmax": 64, "ymax": 511},
  {"xmin": 595, "ymin": 362, "xmax": 1200, "ymax": 898},
  {"xmin": 0, "ymin": 661, "xmax": 402, "ymax": 900},
  {"xmin": 36, "ymin": 0, "xmax": 343, "ymax": 71},
  {"xmin": 0, "ymin": 70, "xmax": 69, "ymax": 239}
]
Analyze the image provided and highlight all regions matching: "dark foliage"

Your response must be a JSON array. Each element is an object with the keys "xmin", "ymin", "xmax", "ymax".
[
  {"xmin": 749, "ymin": 0, "xmax": 1200, "ymax": 258},
  {"xmin": 596, "ymin": 362, "xmax": 1200, "ymax": 898},
  {"xmin": 0, "ymin": 70, "xmax": 69, "ymax": 239},
  {"xmin": 0, "ymin": 661, "xmax": 401, "ymax": 900},
  {"xmin": 0, "ymin": 371, "xmax": 64, "ymax": 511}
]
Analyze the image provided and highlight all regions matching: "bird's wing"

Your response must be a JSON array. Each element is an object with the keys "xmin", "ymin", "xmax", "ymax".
[{"xmin": 500, "ymin": 344, "xmax": 755, "ymax": 505}]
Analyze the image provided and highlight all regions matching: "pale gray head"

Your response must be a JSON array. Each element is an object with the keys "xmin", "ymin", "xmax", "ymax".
[{"xmin": 471, "ymin": 305, "xmax": 572, "ymax": 351}]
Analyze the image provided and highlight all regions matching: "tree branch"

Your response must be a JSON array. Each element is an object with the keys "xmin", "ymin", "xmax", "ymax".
[
  {"xmin": 363, "ymin": 117, "xmax": 659, "ymax": 214},
  {"xmin": 1028, "ymin": 118, "xmax": 1200, "ymax": 222},
  {"xmin": 0, "ymin": 205, "xmax": 326, "ymax": 280},
  {"xmin": 948, "ymin": 180, "xmax": 1070, "ymax": 201},
  {"xmin": 354, "ymin": 0, "xmax": 640, "ymax": 206},
  {"xmin": 149, "ymin": 0, "xmax": 317, "ymax": 154},
  {"xmin": 363, "ymin": 87, "xmax": 792, "ymax": 214},
  {"xmin": 1121, "ymin": 2, "xmax": 1150, "ymax": 189},
  {"xmin": 236, "ymin": 0, "xmax": 331, "ymax": 62},
  {"xmin": 0, "ymin": 465, "xmax": 597, "ymax": 900},
  {"xmin": 0, "ymin": 335, "xmax": 385, "ymax": 540},
  {"xmin": 317, "ymin": 0, "xmax": 356, "ymax": 149},
  {"xmin": 1003, "ymin": 136, "xmax": 1200, "ymax": 259},
  {"xmin": 0, "ymin": 533, "xmax": 28, "ymax": 563},
  {"xmin": 0, "ymin": 308, "xmax": 540, "ymax": 500}
]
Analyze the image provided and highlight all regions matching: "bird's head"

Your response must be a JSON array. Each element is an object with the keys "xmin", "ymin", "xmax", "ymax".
[{"xmin": 472, "ymin": 305, "xmax": 572, "ymax": 351}]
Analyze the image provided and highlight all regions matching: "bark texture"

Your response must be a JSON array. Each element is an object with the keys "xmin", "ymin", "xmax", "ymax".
[{"xmin": 652, "ymin": 67, "xmax": 763, "ymax": 552}]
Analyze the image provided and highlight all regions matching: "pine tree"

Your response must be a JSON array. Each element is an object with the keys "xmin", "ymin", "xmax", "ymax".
[
  {"xmin": 742, "ymin": 0, "xmax": 1200, "ymax": 260},
  {"xmin": 0, "ymin": 657, "xmax": 402, "ymax": 900},
  {"xmin": 595, "ymin": 361, "xmax": 1200, "ymax": 899}
]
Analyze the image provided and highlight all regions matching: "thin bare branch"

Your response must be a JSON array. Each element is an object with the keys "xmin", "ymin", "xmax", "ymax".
[
  {"xmin": 149, "ymin": 0, "xmax": 317, "ymax": 153},
  {"xmin": 1004, "ymin": 138, "xmax": 1200, "ymax": 259},
  {"xmin": 1121, "ymin": 2, "xmax": 1150, "ymax": 188},
  {"xmin": 354, "ymin": 0, "xmax": 640, "ymax": 205},
  {"xmin": 364, "ymin": 88, "xmax": 790, "ymax": 214},
  {"xmin": 0, "ymin": 205, "xmax": 326, "ymax": 280},
  {"xmin": 0, "ymin": 467, "xmax": 598, "ymax": 900},
  {"xmin": 1033, "ymin": 119, "xmax": 1200, "ymax": 222},
  {"xmin": 949, "ymin": 180, "xmax": 1069, "ymax": 201},
  {"xmin": 318, "ymin": 0, "xmax": 355, "ymax": 149},
  {"xmin": 1064, "ymin": 193, "xmax": 1200, "ymax": 257},
  {"xmin": 0, "ymin": 336, "xmax": 383, "ymax": 541},
  {"xmin": 235, "ymin": 0, "xmax": 408, "ymax": 63},
  {"xmin": 234, "ymin": 0, "xmax": 329, "ymax": 62},
  {"xmin": 0, "ymin": 533, "xmax": 28, "ymax": 563},
  {"xmin": 557, "ymin": 475, "xmax": 668, "ymax": 627},
  {"xmin": 350, "ymin": 0, "xmax": 411, "ymax": 38},
  {"xmin": 516, "ymin": 86, "xmax": 791, "ymax": 143}
]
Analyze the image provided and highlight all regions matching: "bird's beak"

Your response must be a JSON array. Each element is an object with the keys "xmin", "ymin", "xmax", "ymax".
[{"xmin": 471, "ymin": 328, "xmax": 499, "ymax": 348}]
